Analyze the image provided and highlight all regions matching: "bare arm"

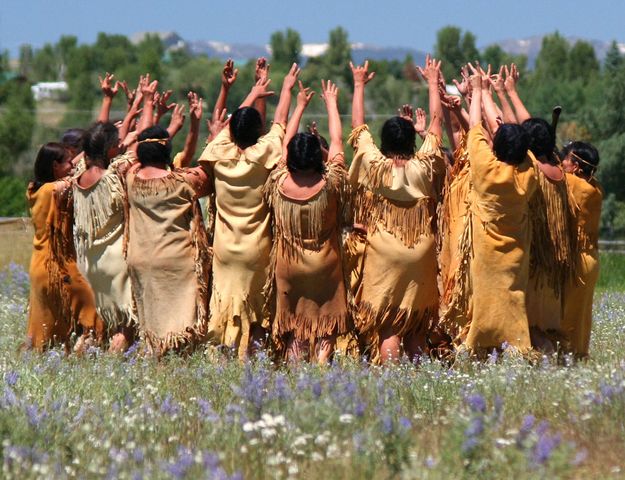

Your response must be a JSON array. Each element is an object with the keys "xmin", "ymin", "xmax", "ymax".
[
  {"xmin": 97, "ymin": 73, "xmax": 119, "ymax": 123},
  {"xmin": 350, "ymin": 60, "xmax": 376, "ymax": 128},
  {"xmin": 490, "ymin": 66, "xmax": 517, "ymax": 124},
  {"xmin": 417, "ymin": 55, "xmax": 444, "ymax": 139},
  {"xmin": 214, "ymin": 59, "xmax": 238, "ymax": 117},
  {"xmin": 480, "ymin": 75, "xmax": 501, "ymax": 134},
  {"xmin": 504, "ymin": 64, "xmax": 530, "ymax": 123},
  {"xmin": 136, "ymin": 75, "xmax": 158, "ymax": 134},
  {"xmin": 253, "ymin": 58, "xmax": 269, "ymax": 131},
  {"xmin": 273, "ymin": 63, "xmax": 301, "ymax": 125},
  {"xmin": 282, "ymin": 80, "xmax": 315, "ymax": 159},
  {"xmin": 118, "ymin": 89, "xmax": 143, "ymax": 141},
  {"xmin": 166, "ymin": 104, "xmax": 185, "ymax": 139},
  {"xmin": 154, "ymin": 90, "xmax": 174, "ymax": 125},
  {"xmin": 175, "ymin": 92, "xmax": 203, "ymax": 168},
  {"xmin": 467, "ymin": 65, "xmax": 483, "ymax": 129},
  {"xmin": 322, "ymin": 79, "xmax": 343, "ymax": 163}
]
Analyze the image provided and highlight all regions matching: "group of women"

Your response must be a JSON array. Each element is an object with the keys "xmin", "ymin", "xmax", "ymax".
[{"xmin": 24, "ymin": 56, "xmax": 602, "ymax": 363}]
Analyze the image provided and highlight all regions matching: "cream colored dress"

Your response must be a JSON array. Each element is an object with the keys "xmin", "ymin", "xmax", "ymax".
[
  {"xmin": 347, "ymin": 125, "xmax": 446, "ymax": 355},
  {"xmin": 198, "ymin": 123, "xmax": 285, "ymax": 357},
  {"xmin": 126, "ymin": 166, "xmax": 211, "ymax": 353},
  {"xmin": 72, "ymin": 154, "xmax": 136, "ymax": 334}
]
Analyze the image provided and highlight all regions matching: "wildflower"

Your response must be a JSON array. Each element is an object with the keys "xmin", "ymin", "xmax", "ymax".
[
  {"xmin": 464, "ymin": 393, "xmax": 486, "ymax": 413},
  {"xmin": 532, "ymin": 432, "xmax": 561, "ymax": 465},
  {"xmin": 339, "ymin": 414, "xmax": 354, "ymax": 424},
  {"xmin": 5, "ymin": 371, "xmax": 18, "ymax": 386}
]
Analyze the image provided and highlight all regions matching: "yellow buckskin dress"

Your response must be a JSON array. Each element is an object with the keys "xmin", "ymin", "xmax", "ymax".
[
  {"xmin": 460, "ymin": 125, "xmax": 538, "ymax": 354},
  {"xmin": 347, "ymin": 125, "xmax": 446, "ymax": 357},
  {"xmin": 561, "ymin": 173, "xmax": 602, "ymax": 357},
  {"xmin": 199, "ymin": 123, "xmax": 285, "ymax": 358},
  {"xmin": 126, "ymin": 166, "xmax": 211, "ymax": 354},
  {"xmin": 27, "ymin": 181, "xmax": 100, "ymax": 349}
]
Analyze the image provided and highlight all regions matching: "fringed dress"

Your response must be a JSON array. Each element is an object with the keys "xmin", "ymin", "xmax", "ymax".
[
  {"xmin": 526, "ymin": 163, "xmax": 577, "ymax": 346},
  {"xmin": 562, "ymin": 174, "xmax": 602, "ymax": 357},
  {"xmin": 72, "ymin": 154, "xmax": 136, "ymax": 335},
  {"xmin": 264, "ymin": 161, "xmax": 351, "ymax": 355},
  {"xmin": 126, "ymin": 166, "xmax": 211, "ymax": 354},
  {"xmin": 198, "ymin": 123, "xmax": 285, "ymax": 358},
  {"xmin": 26, "ymin": 181, "xmax": 100, "ymax": 349},
  {"xmin": 461, "ymin": 125, "xmax": 537, "ymax": 354},
  {"xmin": 347, "ymin": 125, "xmax": 446, "ymax": 355}
]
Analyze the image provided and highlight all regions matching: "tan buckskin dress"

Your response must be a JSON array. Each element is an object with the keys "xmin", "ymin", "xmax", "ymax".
[
  {"xmin": 27, "ymin": 181, "xmax": 100, "ymax": 349},
  {"xmin": 347, "ymin": 125, "xmax": 446, "ymax": 357},
  {"xmin": 562, "ymin": 173, "xmax": 602, "ymax": 357},
  {"xmin": 460, "ymin": 125, "xmax": 538, "ymax": 354},
  {"xmin": 126, "ymin": 166, "xmax": 211, "ymax": 354},
  {"xmin": 72, "ymin": 154, "xmax": 136, "ymax": 335},
  {"xmin": 264, "ymin": 160, "xmax": 351, "ymax": 356},
  {"xmin": 198, "ymin": 123, "xmax": 285, "ymax": 358}
]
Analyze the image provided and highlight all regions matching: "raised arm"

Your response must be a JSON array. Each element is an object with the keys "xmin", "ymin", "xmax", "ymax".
[
  {"xmin": 175, "ymin": 92, "xmax": 203, "ymax": 168},
  {"xmin": 206, "ymin": 108, "xmax": 230, "ymax": 144},
  {"xmin": 97, "ymin": 73, "xmax": 119, "ymax": 123},
  {"xmin": 137, "ymin": 75, "xmax": 158, "ymax": 133},
  {"xmin": 322, "ymin": 79, "xmax": 343, "ymax": 163},
  {"xmin": 214, "ymin": 59, "xmax": 238, "ymax": 117},
  {"xmin": 350, "ymin": 60, "xmax": 376, "ymax": 128},
  {"xmin": 118, "ymin": 87, "xmax": 143, "ymax": 141},
  {"xmin": 154, "ymin": 90, "xmax": 175, "ymax": 125},
  {"xmin": 283, "ymin": 80, "xmax": 315, "ymax": 158},
  {"xmin": 254, "ymin": 58, "xmax": 269, "ymax": 130},
  {"xmin": 166, "ymin": 104, "xmax": 185, "ymax": 139},
  {"xmin": 240, "ymin": 77, "xmax": 274, "ymax": 108},
  {"xmin": 468, "ymin": 65, "xmax": 483, "ymax": 129},
  {"xmin": 489, "ymin": 66, "xmax": 517, "ymax": 124},
  {"xmin": 417, "ymin": 55, "xmax": 443, "ymax": 139},
  {"xmin": 504, "ymin": 64, "xmax": 531, "ymax": 123},
  {"xmin": 477, "ymin": 65, "xmax": 501, "ymax": 134},
  {"xmin": 273, "ymin": 63, "xmax": 300, "ymax": 125}
]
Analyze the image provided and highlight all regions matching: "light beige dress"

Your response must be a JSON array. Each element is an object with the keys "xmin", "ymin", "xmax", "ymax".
[
  {"xmin": 347, "ymin": 125, "xmax": 446, "ymax": 356},
  {"xmin": 198, "ymin": 123, "xmax": 285, "ymax": 357},
  {"xmin": 126, "ymin": 166, "xmax": 211, "ymax": 353},
  {"xmin": 72, "ymin": 154, "xmax": 136, "ymax": 334}
]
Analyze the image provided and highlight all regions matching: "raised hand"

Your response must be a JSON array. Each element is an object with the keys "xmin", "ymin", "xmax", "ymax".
[
  {"xmin": 350, "ymin": 60, "xmax": 376, "ymax": 86},
  {"xmin": 321, "ymin": 79, "xmax": 339, "ymax": 104},
  {"xmin": 207, "ymin": 108, "xmax": 230, "ymax": 140},
  {"xmin": 489, "ymin": 66, "xmax": 506, "ymax": 92},
  {"xmin": 417, "ymin": 55, "xmax": 442, "ymax": 85},
  {"xmin": 250, "ymin": 77, "xmax": 275, "ymax": 99},
  {"xmin": 415, "ymin": 107, "xmax": 427, "ymax": 134},
  {"xmin": 504, "ymin": 64, "xmax": 520, "ymax": 92},
  {"xmin": 479, "ymin": 64, "xmax": 492, "ymax": 91},
  {"xmin": 398, "ymin": 104, "xmax": 414, "ymax": 123},
  {"xmin": 141, "ymin": 76, "xmax": 159, "ymax": 98},
  {"xmin": 168, "ymin": 104, "xmax": 186, "ymax": 134},
  {"xmin": 441, "ymin": 94, "xmax": 462, "ymax": 111},
  {"xmin": 296, "ymin": 80, "xmax": 315, "ymax": 108},
  {"xmin": 221, "ymin": 59, "xmax": 239, "ymax": 89},
  {"xmin": 188, "ymin": 91, "xmax": 203, "ymax": 125},
  {"xmin": 255, "ymin": 57, "xmax": 270, "ymax": 83},
  {"xmin": 282, "ymin": 63, "xmax": 301, "ymax": 91},
  {"xmin": 467, "ymin": 63, "xmax": 482, "ymax": 91},
  {"xmin": 452, "ymin": 66, "xmax": 471, "ymax": 97},
  {"xmin": 99, "ymin": 73, "xmax": 119, "ymax": 97},
  {"xmin": 156, "ymin": 90, "xmax": 176, "ymax": 117}
]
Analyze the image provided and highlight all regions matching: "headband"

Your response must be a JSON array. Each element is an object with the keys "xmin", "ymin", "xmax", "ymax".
[{"xmin": 138, "ymin": 138, "xmax": 169, "ymax": 146}]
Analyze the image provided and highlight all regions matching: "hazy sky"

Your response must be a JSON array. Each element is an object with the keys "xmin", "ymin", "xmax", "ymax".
[{"xmin": 1, "ymin": 0, "xmax": 623, "ymax": 55}]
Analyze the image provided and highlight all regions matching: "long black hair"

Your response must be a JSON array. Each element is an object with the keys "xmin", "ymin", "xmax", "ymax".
[
  {"xmin": 83, "ymin": 122, "xmax": 119, "ymax": 166},
  {"xmin": 561, "ymin": 141, "xmax": 600, "ymax": 178},
  {"xmin": 380, "ymin": 116, "xmax": 416, "ymax": 159},
  {"xmin": 286, "ymin": 133, "xmax": 324, "ymax": 174},
  {"xmin": 137, "ymin": 125, "xmax": 172, "ymax": 166},
  {"xmin": 521, "ymin": 118, "xmax": 558, "ymax": 164},
  {"xmin": 230, "ymin": 107, "xmax": 263, "ymax": 150},
  {"xmin": 31, "ymin": 142, "xmax": 67, "ymax": 192}
]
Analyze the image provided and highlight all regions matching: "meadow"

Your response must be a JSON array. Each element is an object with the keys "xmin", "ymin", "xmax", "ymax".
[{"xmin": 1, "ymin": 254, "xmax": 625, "ymax": 479}]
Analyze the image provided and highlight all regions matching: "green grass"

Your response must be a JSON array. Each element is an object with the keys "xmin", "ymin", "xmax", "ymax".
[{"xmin": 597, "ymin": 252, "xmax": 625, "ymax": 292}]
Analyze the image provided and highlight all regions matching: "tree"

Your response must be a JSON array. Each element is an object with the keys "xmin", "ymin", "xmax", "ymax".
[
  {"xmin": 32, "ymin": 43, "xmax": 58, "ymax": 81},
  {"xmin": 18, "ymin": 45, "xmax": 33, "ymax": 78},
  {"xmin": 269, "ymin": 28, "xmax": 302, "ymax": 68},
  {"xmin": 137, "ymin": 34, "xmax": 164, "ymax": 81},
  {"xmin": 604, "ymin": 40, "xmax": 623, "ymax": 73},
  {"xmin": 567, "ymin": 41, "xmax": 599, "ymax": 82},
  {"xmin": 322, "ymin": 27, "xmax": 351, "ymax": 83},
  {"xmin": 434, "ymin": 26, "xmax": 479, "ymax": 79},
  {"xmin": 92, "ymin": 33, "xmax": 135, "ymax": 74},
  {"xmin": 534, "ymin": 32, "xmax": 569, "ymax": 81}
]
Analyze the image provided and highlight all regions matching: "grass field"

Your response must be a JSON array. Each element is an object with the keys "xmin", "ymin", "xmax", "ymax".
[{"xmin": 1, "ymin": 245, "xmax": 625, "ymax": 478}]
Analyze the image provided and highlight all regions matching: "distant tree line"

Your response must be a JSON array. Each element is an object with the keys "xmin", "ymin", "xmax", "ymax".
[{"xmin": 1, "ymin": 26, "xmax": 624, "ymax": 235}]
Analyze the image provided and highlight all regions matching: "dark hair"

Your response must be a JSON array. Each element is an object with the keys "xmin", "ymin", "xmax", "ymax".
[
  {"xmin": 380, "ymin": 116, "xmax": 416, "ymax": 158},
  {"xmin": 230, "ymin": 107, "xmax": 262, "ymax": 149},
  {"xmin": 83, "ymin": 122, "xmax": 119, "ymax": 165},
  {"xmin": 137, "ymin": 125, "xmax": 172, "ymax": 166},
  {"xmin": 286, "ymin": 133, "xmax": 324, "ymax": 174},
  {"xmin": 561, "ymin": 141, "xmax": 600, "ymax": 177},
  {"xmin": 31, "ymin": 142, "xmax": 68, "ymax": 191},
  {"xmin": 521, "ymin": 118, "xmax": 556, "ymax": 163},
  {"xmin": 61, "ymin": 128, "xmax": 86, "ymax": 153},
  {"xmin": 492, "ymin": 123, "xmax": 530, "ymax": 165}
]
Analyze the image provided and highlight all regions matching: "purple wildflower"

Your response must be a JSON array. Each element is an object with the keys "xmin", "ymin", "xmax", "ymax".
[
  {"xmin": 5, "ymin": 371, "xmax": 18, "ymax": 386},
  {"xmin": 160, "ymin": 395, "xmax": 180, "ymax": 417},
  {"xmin": 532, "ymin": 432, "xmax": 561, "ymax": 465},
  {"xmin": 465, "ymin": 393, "xmax": 486, "ymax": 413}
]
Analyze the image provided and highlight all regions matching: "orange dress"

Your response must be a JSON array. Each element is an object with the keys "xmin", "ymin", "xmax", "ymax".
[
  {"xmin": 461, "ymin": 125, "xmax": 538, "ymax": 353},
  {"xmin": 26, "ymin": 182, "xmax": 101, "ymax": 349},
  {"xmin": 561, "ymin": 174, "xmax": 602, "ymax": 356}
]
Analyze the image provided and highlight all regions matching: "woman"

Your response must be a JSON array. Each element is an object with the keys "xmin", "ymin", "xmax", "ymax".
[
  {"xmin": 26, "ymin": 143, "xmax": 101, "ymax": 350},
  {"xmin": 126, "ymin": 125, "xmax": 211, "ymax": 354},
  {"xmin": 458, "ymin": 67, "xmax": 537, "ymax": 355},
  {"xmin": 561, "ymin": 142, "xmax": 602, "ymax": 357},
  {"xmin": 199, "ymin": 64, "xmax": 299, "ymax": 358},
  {"xmin": 347, "ymin": 58, "xmax": 446, "ymax": 363},
  {"xmin": 72, "ymin": 121, "xmax": 137, "ymax": 351},
  {"xmin": 522, "ymin": 118, "xmax": 576, "ymax": 352},
  {"xmin": 264, "ymin": 80, "xmax": 350, "ymax": 363}
]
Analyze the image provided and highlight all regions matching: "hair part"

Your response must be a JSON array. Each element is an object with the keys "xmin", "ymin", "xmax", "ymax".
[
  {"xmin": 230, "ymin": 107, "xmax": 263, "ymax": 150},
  {"xmin": 83, "ymin": 122, "xmax": 119, "ymax": 165},
  {"xmin": 137, "ymin": 125, "xmax": 172, "ymax": 166},
  {"xmin": 521, "ymin": 118, "xmax": 556, "ymax": 163},
  {"xmin": 286, "ymin": 133, "xmax": 324, "ymax": 174},
  {"xmin": 380, "ymin": 117, "xmax": 416, "ymax": 159}
]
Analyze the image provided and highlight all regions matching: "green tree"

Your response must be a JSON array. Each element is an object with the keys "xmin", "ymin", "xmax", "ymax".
[
  {"xmin": 269, "ymin": 28, "xmax": 302, "ymax": 68},
  {"xmin": 0, "ymin": 80, "xmax": 36, "ymax": 175},
  {"xmin": 567, "ymin": 41, "xmax": 599, "ymax": 82},
  {"xmin": 18, "ymin": 45, "xmax": 34, "ymax": 78},
  {"xmin": 32, "ymin": 43, "xmax": 58, "ymax": 81},
  {"xmin": 604, "ymin": 40, "xmax": 623, "ymax": 73},
  {"xmin": 534, "ymin": 32, "xmax": 569, "ymax": 81},
  {"xmin": 136, "ymin": 34, "xmax": 164, "ymax": 81},
  {"xmin": 434, "ymin": 26, "xmax": 480, "ymax": 79},
  {"xmin": 93, "ymin": 33, "xmax": 136, "ymax": 74}
]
